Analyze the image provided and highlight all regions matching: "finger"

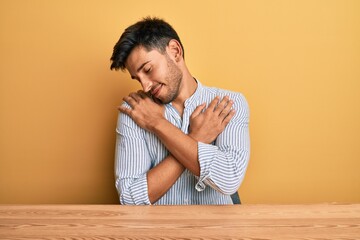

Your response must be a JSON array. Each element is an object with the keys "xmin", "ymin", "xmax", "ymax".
[
  {"xmin": 222, "ymin": 109, "xmax": 236, "ymax": 126},
  {"xmin": 191, "ymin": 103, "xmax": 206, "ymax": 119},
  {"xmin": 214, "ymin": 96, "xmax": 230, "ymax": 114},
  {"xmin": 152, "ymin": 96, "xmax": 162, "ymax": 104},
  {"xmin": 219, "ymin": 99, "xmax": 234, "ymax": 118},
  {"xmin": 137, "ymin": 90, "xmax": 148, "ymax": 99},
  {"xmin": 118, "ymin": 105, "xmax": 132, "ymax": 116},
  {"xmin": 123, "ymin": 95, "xmax": 137, "ymax": 108},
  {"xmin": 129, "ymin": 92, "xmax": 142, "ymax": 102},
  {"xmin": 207, "ymin": 96, "xmax": 220, "ymax": 112}
]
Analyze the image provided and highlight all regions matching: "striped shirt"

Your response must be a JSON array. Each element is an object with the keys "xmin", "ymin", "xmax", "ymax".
[{"xmin": 115, "ymin": 81, "xmax": 250, "ymax": 205}]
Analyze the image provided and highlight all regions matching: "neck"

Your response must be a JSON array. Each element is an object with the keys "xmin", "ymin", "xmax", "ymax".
[{"xmin": 172, "ymin": 68, "xmax": 197, "ymax": 116}]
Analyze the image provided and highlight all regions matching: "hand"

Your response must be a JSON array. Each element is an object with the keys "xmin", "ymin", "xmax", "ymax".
[
  {"xmin": 118, "ymin": 90, "xmax": 165, "ymax": 132},
  {"xmin": 189, "ymin": 96, "xmax": 235, "ymax": 143}
]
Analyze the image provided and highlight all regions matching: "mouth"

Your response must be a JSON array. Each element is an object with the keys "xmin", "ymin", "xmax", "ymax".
[{"xmin": 151, "ymin": 84, "xmax": 163, "ymax": 98}]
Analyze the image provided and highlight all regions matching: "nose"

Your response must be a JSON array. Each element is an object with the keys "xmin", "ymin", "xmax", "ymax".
[{"xmin": 139, "ymin": 78, "xmax": 152, "ymax": 93}]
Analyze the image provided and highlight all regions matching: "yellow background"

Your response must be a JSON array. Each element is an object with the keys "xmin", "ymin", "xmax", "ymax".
[{"xmin": 1, "ymin": 0, "xmax": 359, "ymax": 204}]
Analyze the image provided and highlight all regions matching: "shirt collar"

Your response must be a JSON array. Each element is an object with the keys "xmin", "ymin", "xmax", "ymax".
[{"xmin": 184, "ymin": 78, "xmax": 203, "ymax": 108}]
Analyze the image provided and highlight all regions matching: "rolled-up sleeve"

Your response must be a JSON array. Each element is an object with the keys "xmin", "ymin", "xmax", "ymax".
[
  {"xmin": 195, "ymin": 93, "xmax": 250, "ymax": 195},
  {"xmin": 114, "ymin": 104, "xmax": 152, "ymax": 205}
]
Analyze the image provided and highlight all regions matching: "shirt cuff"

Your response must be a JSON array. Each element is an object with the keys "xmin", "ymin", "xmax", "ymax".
[
  {"xmin": 195, "ymin": 142, "xmax": 218, "ymax": 192},
  {"xmin": 123, "ymin": 174, "xmax": 151, "ymax": 205}
]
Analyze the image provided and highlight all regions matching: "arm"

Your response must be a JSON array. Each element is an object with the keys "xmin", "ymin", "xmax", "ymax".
[
  {"xmin": 115, "ymin": 111, "xmax": 151, "ymax": 205},
  {"xmin": 119, "ymin": 92, "xmax": 235, "ymax": 177},
  {"xmin": 116, "ymin": 96, "xmax": 232, "ymax": 204},
  {"xmin": 146, "ymin": 154, "xmax": 184, "ymax": 203},
  {"xmin": 120, "ymin": 91, "xmax": 250, "ymax": 196},
  {"xmin": 150, "ymin": 96, "xmax": 235, "ymax": 176},
  {"xmin": 157, "ymin": 94, "xmax": 249, "ymax": 195},
  {"xmin": 194, "ymin": 93, "xmax": 250, "ymax": 195},
  {"xmin": 115, "ymin": 109, "xmax": 185, "ymax": 205}
]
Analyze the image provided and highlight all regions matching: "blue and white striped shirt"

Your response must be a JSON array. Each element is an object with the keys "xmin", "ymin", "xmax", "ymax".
[{"xmin": 115, "ymin": 81, "xmax": 250, "ymax": 205}]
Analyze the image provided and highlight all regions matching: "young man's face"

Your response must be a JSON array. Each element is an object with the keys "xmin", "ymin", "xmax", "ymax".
[{"xmin": 125, "ymin": 45, "xmax": 183, "ymax": 104}]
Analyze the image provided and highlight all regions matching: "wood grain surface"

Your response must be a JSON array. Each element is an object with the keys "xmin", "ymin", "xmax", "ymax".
[{"xmin": 0, "ymin": 204, "xmax": 359, "ymax": 239}]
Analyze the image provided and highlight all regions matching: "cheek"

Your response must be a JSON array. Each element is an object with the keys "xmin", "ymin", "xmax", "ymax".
[{"xmin": 153, "ymin": 66, "xmax": 168, "ymax": 82}]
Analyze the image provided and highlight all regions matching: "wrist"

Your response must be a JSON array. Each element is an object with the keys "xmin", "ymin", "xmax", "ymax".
[
  {"xmin": 188, "ymin": 132, "xmax": 199, "ymax": 142},
  {"xmin": 150, "ymin": 118, "xmax": 168, "ymax": 133}
]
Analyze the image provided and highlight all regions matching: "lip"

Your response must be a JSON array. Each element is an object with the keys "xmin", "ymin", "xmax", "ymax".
[{"xmin": 151, "ymin": 84, "xmax": 163, "ymax": 98}]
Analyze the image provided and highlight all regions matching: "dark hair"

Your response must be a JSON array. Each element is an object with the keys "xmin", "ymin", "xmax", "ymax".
[{"xmin": 110, "ymin": 17, "xmax": 184, "ymax": 71}]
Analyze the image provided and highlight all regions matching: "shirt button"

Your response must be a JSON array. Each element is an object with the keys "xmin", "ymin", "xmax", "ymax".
[{"xmin": 195, "ymin": 182, "xmax": 206, "ymax": 192}]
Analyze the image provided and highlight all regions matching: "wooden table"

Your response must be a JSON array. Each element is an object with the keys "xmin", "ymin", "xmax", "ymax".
[{"xmin": 0, "ymin": 204, "xmax": 359, "ymax": 239}]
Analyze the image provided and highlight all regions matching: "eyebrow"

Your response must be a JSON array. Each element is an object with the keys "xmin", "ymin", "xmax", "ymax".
[
  {"xmin": 137, "ymin": 60, "xmax": 151, "ymax": 72},
  {"xmin": 131, "ymin": 60, "xmax": 151, "ymax": 79}
]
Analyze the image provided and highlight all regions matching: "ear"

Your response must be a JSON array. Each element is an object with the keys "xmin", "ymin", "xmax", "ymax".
[{"xmin": 167, "ymin": 39, "xmax": 183, "ymax": 62}]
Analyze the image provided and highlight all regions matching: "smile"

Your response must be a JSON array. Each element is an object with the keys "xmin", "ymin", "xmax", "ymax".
[{"xmin": 151, "ymin": 84, "xmax": 163, "ymax": 98}]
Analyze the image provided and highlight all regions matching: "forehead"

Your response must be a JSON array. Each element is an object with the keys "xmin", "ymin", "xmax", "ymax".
[{"xmin": 125, "ymin": 46, "xmax": 163, "ymax": 72}]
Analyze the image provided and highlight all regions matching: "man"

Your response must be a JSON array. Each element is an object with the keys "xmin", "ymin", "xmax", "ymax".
[{"xmin": 110, "ymin": 17, "xmax": 250, "ymax": 205}]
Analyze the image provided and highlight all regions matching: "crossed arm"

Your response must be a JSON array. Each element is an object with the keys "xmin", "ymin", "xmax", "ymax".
[{"xmin": 118, "ymin": 91, "xmax": 235, "ymax": 204}]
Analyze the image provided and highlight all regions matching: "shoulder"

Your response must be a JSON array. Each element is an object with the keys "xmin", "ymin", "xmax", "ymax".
[
  {"xmin": 201, "ymin": 85, "xmax": 249, "ymax": 110},
  {"xmin": 116, "ymin": 102, "xmax": 145, "ymax": 133},
  {"xmin": 198, "ymin": 85, "xmax": 249, "ymax": 121}
]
